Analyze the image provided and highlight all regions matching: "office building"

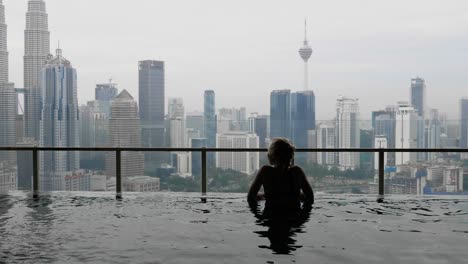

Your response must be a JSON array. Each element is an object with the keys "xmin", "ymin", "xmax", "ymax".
[
  {"xmin": 105, "ymin": 90, "xmax": 144, "ymax": 178},
  {"xmin": 336, "ymin": 97, "xmax": 360, "ymax": 170},
  {"xmin": 24, "ymin": 0, "xmax": 51, "ymax": 142},
  {"xmin": 95, "ymin": 81, "xmax": 118, "ymax": 102},
  {"xmin": 410, "ymin": 77, "xmax": 426, "ymax": 117},
  {"xmin": 204, "ymin": 90, "xmax": 216, "ymax": 145},
  {"xmin": 40, "ymin": 48, "xmax": 80, "ymax": 191},
  {"xmin": 139, "ymin": 60, "xmax": 165, "ymax": 152},
  {"xmin": 0, "ymin": 162, "xmax": 16, "ymax": 192},
  {"xmin": 0, "ymin": 83, "xmax": 16, "ymax": 165},
  {"xmin": 291, "ymin": 90, "xmax": 315, "ymax": 148},
  {"xmin": 248, "ymin": 114, "xmax": 268, "ymax": 148},
  {"xmin": 216, "ymin": 132, "xmax": 259, "ymax": 175},
  {"xmin": 270, "ymin": 90, "xmax": 291, "ymax": 139}
]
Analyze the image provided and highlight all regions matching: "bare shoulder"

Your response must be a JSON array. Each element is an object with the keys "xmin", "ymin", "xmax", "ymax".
[
  {"xmin": 258, "ymin": 165, "xmax": 274, "ymax": 174},
  {"xmin": 289, "ymin": 165, "xmax": 305, "ymax": 175}
]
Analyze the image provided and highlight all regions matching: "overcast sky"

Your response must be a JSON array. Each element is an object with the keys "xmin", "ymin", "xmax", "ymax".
[{"xmin": 4, "ymin": 0, "xmax": 468, "ymax": 120}]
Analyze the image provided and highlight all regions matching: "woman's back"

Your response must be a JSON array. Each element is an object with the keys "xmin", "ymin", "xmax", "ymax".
[{"xmin": 261, "ymin": 166, "xmax": 302, "ymax": 210}]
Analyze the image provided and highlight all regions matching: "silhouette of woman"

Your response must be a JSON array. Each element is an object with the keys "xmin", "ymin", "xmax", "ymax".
[
  {"xmin": 248, "ymin": 138, "xmax": 314, "ymax": 211},
  {"xmin": 247, "ymin": 138, "xmax": 314, "ymax": 254}
]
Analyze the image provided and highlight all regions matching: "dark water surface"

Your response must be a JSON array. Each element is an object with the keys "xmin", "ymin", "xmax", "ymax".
[{"xmin": 0, "ymin": 192, "xmax": 467, "ymax": 263}]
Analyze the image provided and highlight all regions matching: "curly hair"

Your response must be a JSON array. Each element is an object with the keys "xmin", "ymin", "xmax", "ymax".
[{"xmin": 267, "ymin": 138, "xmax": 295, "ymax": 166}]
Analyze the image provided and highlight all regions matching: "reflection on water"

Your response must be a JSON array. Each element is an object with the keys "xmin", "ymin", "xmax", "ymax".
[{"xmin": 249, "ymin": 201, "xmax": 312, "ymax": 255}]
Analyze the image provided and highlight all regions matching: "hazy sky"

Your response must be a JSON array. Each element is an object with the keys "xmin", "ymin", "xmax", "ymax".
[{"xmin": 4, "ymin": 0, "xmax": 468, "ymax": 120}]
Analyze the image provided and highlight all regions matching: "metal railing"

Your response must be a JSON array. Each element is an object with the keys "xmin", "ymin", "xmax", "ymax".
[{"xmin": 0, "ymin": 147, "xmax": 466, "ymax": 200}]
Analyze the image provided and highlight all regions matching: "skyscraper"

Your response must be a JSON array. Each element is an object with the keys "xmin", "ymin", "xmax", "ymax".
[
  {"xmin": 270, "ymin": 90, "xmax": 291, "ymax": 139},
  {"xmin": 24, "ymin": 0, "xmax": 51, "ymax": 142},
  {"xmin": 411, "ymin": 77, "xmax": 426, "ymax": 117},
  {"xmin": 105, "ymin": 90, "xmax": 144, "ymax": 178},
  {"xmin": 460, "ymin": 98, "xmax": 468, "ymax": 149},
  {"xmin": 0, "ymin": 0, "xmax": 16, "ymax": 165},
  {"xmin": 395, "ymin": 102, "xmax": 418, "ymax": 165},
  {"xmin": 298, "ymin": 19, "xmax": 313, "ymax": 91},
  {"xmin": 40, "ymin": 48, "xmax": 79, "ymax": 191},
  {"xmin": 291, "ymin": 90, "xmax": 315, "ymax": 148},
  {"xmin": 336, "ymin": 97, "xmax": 360, "ymax": 170},
  {"xmin": 248, "ymin": 114, "xmax": 268, "ymax": 148},
  {"xmin": 204, "ymin": 90, "xmax": 216, "ymax": 166},
  {"xmin": 139, "ymin": 60, "xmax": 165, "ymax": 151},
  {"xmin": 204, "ymin": 90, "xmax": 216, "ymax": 145},
  {"xmin": 95, "ymin": 81, "xmax": 118, "ymax": 102},
  {"xmin": 316, "ymin": 123, "xmax": 336, "ymax": 166},
  {"xmin": 0, "ymin": 0, "xmax": 8, "ymax": 84}
]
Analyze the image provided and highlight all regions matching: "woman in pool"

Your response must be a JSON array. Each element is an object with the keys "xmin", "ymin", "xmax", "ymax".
[{"xmin": 247, "ymin": 138, "xmax": 314, "ymax": 210}]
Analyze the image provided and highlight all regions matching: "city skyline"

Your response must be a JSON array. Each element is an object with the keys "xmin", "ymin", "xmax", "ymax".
[{"xmin": 1, "ymin": 0, "xmax": 467, "ymax": 119}]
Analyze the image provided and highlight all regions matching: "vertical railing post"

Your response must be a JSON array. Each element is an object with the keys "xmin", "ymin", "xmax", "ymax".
[
  {"xmin": 32, "ymin": 148, "xmax": 39, "ymax": 198},
  {"xmin": 201, "ymin": 147, "xmax": 207, "ymax": 194},
  {"xmin": 378, "ymin": 150, "xmax": 385, "ymax": 199},
  {"xmin": 116, "ymin": 149, "xmax": 122, "ymax": 199}
]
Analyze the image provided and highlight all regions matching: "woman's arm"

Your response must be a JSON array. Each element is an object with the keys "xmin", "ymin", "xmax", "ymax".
[
  {"xmin": 247, "ymin": 166, "xmax": 267, "ymax": 203},
  {"xmin": 296, "ymin": 167, "xmax": 314, "ymax": 205}
]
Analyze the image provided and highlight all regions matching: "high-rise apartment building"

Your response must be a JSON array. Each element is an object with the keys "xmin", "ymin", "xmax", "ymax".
[
  {"xmin": 40, "ymin": 48, "xmax": 79, "ymax": 191},
  {"xmin": 411, "ymin": 78, "xmax": 426, "ymax": 117},
  {"xmin": 291, "ymin": 90, "xmax": 315, "ymax": 148},
  {"xmin": 461, "ymin": 98, "xmax": 468, "ymax": 149},
  {"xmin": 24, "ymin": 0, "xmax": 51, "ymax": 142},
  {"xmin": 395, "ymin": 102, "xmax": 418, "ymax": 165},
  {"xmin": 336, "ymin": 97, "xmax": 360, "ymax": 170},
  {"xmin": 139, "ymin": 60, "xmax": 165, "ymax": 151},
  {"xmin": 105, "ymin": 90, "xmax": 144, "ymax": 178},
  {"xmin": 316, "ymin": 123, "xmax": 336, "ymax": 166},
  {"xmin": 216, "ymin": 132, "xmax": 259, "ymax": 175},
  {"xmin": 270, "ymin": 90, "xmax": 291, "ymax": 140}
]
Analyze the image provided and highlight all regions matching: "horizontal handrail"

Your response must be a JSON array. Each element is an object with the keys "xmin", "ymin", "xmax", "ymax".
[
  {"xmin": 1, "ymin": 146, "xmax": 466, "ymax": 201},
  {"xmin": 0, "ymin": 147, "xmax": 467, "ymax": 153}
]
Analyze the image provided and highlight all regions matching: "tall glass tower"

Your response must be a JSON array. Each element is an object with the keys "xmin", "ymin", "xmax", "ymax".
[
  {"xmin": 139, "ymin": 60, "xmax": 165, "ymax": 161},
  {"xmin": 204, "ymin": 90, "xmax": 216, "ymax": 146},
  {"xmin": 40, "ymin": 48, "xmax": 79, "ymax": 191},
  {"xmin": 270, "ymin": 90, "xmax": 291, "ymax": 140},
  {"xmin": 291, "ymin": 91, "xmax": 315, "ymax": 148},
  {"xmin": 0, "ymin": 0, "xmax": 16, "ymax": 165},
  {"xmin": 24, "ymin": 0, "xmax": 51, "ymax": 142}
]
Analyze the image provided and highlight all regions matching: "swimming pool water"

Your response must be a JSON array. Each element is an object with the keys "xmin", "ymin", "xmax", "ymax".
[{"xmin": 0, "ymin": 192, "xmax": 467, "ymax": 263}]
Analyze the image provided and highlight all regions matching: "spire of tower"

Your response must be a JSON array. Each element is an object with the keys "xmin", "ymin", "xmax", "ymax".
[
  {"xmin": 304, "ymin": 18, "xmax": 308, "ymax": 42},
  {"xmin": 56, "ymin": 41, "xmax": 62, "ymax": 57}
]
